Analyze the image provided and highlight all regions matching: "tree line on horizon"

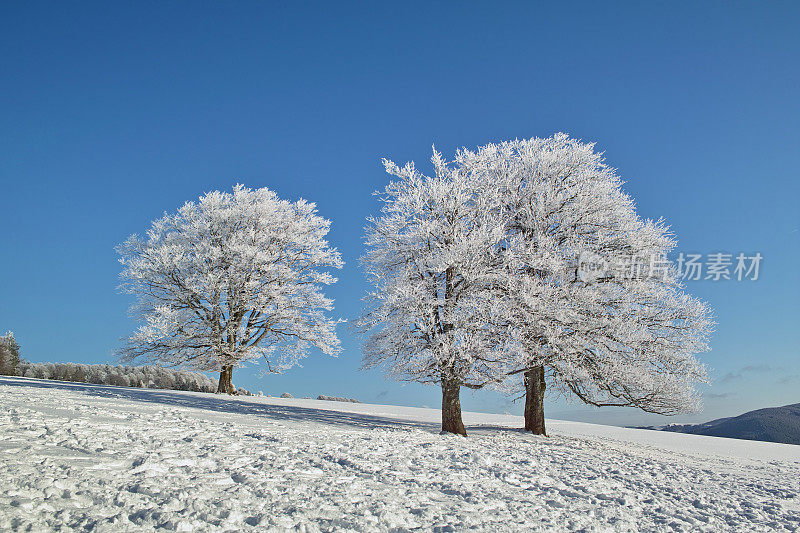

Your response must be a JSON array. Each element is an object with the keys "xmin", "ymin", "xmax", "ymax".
[
  {"xmin": 102, "ymin": 133, "xmax": 713, "ymax": 436},
  {"xmin": 0, "ymin": 337, "xmax": 239, "ymax": 394}
]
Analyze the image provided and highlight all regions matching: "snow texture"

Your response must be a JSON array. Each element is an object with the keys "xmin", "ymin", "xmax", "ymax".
[{"xmin": 1, "ymin": 376, "xmax": 798, "ymax": 532}]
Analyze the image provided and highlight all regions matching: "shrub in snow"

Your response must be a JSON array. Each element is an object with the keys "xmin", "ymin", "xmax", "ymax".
[
  {"xmin": 11, "ymin": 361, "xmax": 246, "ymax": 394},
  {"xmin": 0, "ymin": 332, "xmax": 21, "ymax": 376},
  {"xmin": 317, "ymin": 395, "xmax": 360, "ymax": 403},
  {"xmin": 280, "ymin": 392, "xmax": 293, "ymax": 398}
]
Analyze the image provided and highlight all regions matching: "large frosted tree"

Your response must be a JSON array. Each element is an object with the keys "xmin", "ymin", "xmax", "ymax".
[
  {"xmin": 359, "ymin": 152, "xmax": 509, "ymax": 435},
  {"xmin": 458, "ymin": 135, "xmax": 712, "ymax": 434},
  {"xmin": 360, "ymin": 139, "xmax": 710, "ymax": 436},
  {"xmin": 118, "ymin": 184, "xmax": 343, "ymax": 394}
]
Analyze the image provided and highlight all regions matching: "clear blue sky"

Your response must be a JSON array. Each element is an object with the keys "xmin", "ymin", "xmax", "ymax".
[{"xmin": 1, "ymin": 1, "xmax": 798, "ymax": 426}]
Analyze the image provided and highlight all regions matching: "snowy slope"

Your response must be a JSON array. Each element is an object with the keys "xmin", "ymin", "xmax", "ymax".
[{"xmin": 1, "ymin": 376, "xmax": 798, "ymax": 532}]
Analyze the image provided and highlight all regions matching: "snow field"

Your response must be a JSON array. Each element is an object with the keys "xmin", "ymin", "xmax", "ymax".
[{"xmin": 1, "ymin": 377, "xmax": 798, "ymax": 531}]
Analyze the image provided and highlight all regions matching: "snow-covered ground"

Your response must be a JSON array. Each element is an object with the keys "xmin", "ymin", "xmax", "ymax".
[{"xmin": 1, "ymin": 376, "xmax": 798, "ymax": 532}]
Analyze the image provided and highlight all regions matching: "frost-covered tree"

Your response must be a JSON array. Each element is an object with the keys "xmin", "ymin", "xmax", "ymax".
[
  {"xmin": 117, "ymin": 184, "xmax": 343, "ymax": 394},
  {"xmin": 359, "ymin": 152, "xmax": 508, "ymax": 435},
  {"xmin": 0, "ymin": 331, "xmax": 20, "ymax": 376},
  {"xmin": 458, "ymin": 135, "xmax": 712, "ymax": 434}
]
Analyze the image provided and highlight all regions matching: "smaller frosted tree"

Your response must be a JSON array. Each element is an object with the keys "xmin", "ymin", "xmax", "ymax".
[
  {"xmin": 359, "ymin": 152, "xmax": 508, "ymax": 435},
  {"xmin": 0, "ymin": 331, "xmax": 20, "ymax": 376},
  {"xmin": 118, "ymin": 184, "xmax": 343, "ymax": 393}
]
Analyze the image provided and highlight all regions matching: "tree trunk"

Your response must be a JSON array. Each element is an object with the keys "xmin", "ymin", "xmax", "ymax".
[
  {"xmin": 441, "ymin": 379, "xmax": 467, "ymax": 436},
  {"xmin": 217, "ymin": 365, "xmax": 236, "ymax": 395},
  {"xmin": 524, "ymin": 365, "xmax": 546, "ymax": 435}
]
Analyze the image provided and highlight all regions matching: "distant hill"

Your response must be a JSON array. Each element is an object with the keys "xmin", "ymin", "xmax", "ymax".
[{"xmin": 661, "ymin": 403, "xmax": 800, "ymax": 445}]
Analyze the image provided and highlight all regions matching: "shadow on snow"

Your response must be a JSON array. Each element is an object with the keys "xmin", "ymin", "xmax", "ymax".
[{"xmin": 0, "ymin": 376, "xmax": 523, "ymax": 436}]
